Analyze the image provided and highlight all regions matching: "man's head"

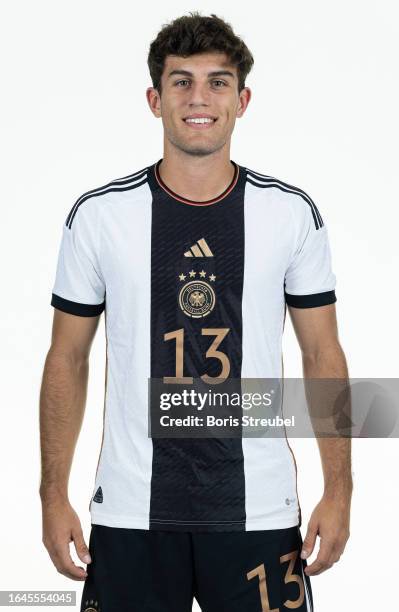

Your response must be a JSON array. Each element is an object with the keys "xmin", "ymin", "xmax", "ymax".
[{"xmin": 146, "ymin": 12, "xmax": 254, "ymax": 157}]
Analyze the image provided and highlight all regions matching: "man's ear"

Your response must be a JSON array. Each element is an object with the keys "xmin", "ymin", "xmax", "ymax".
[
  {"xmin": 146, "ymin": 87, "xmax": 162, "ymax": 118},
  {"xmin": 237, "ymin": 86, "xmax": 251, "ymax": 118}
]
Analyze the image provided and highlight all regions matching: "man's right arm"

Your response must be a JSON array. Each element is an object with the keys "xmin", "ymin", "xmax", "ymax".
[{"xmin": 39, "ymin": 309, "xmax": 100, "ymax": 581}]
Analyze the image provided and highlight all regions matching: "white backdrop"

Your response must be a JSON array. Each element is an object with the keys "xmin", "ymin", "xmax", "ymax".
[{"xmin": 1, "ymin": 1, "xmax": 398, "ymax": 610}]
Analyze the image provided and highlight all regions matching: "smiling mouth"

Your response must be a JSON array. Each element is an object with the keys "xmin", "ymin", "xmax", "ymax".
[
  {"xmin": 182, "ymin": 117, "xmax": 218, "ymax": 129},
  {"xmin": 184, "ymin": 117, "xmax": 217, "ymax": 123}
]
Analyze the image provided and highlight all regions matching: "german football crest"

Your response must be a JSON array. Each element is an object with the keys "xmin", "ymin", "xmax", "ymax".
[
  {"xmin": 179, "ymin": 280, "xmax": 215, "ymax": 318},
  {"xmin": 83, "ymin": 600, "xmax": 100, "ymax": 612}
]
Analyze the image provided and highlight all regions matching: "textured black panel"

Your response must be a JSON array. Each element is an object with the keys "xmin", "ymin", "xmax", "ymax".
[{"xmin": 147, "ymin": 162, "xmax": 247, "ymax": 531}]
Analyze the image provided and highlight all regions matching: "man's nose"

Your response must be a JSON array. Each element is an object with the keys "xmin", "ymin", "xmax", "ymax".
[{"xmin": 187, "ymin": 82, "xmax": 211, "ymax": 106}]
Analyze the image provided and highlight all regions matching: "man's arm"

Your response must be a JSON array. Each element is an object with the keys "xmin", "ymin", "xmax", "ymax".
[
  {"xmin": 288, "ymin": 302, "xmax": 352, "ymax": 576},
  {"xmin": 39, "ymin": 309, "xmax": 100, "ymax": 581}
]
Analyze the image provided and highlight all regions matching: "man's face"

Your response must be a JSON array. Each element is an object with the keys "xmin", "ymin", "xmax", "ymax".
[{"xmin": 147, "ymin": 52, "xmax": 251, "ymax": 156}]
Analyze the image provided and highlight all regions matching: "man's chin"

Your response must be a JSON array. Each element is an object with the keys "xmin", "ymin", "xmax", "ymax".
[
  {"xmin": 180, "ymin": 148, "xmax": 217, "ymax": 157},
  {"xmin": 164, "ymin": 128, "xmax": 228, "ymax": 156},
  {"xmin": 173, "ymin": 140, "xmax": 226, "ymax": 157}
]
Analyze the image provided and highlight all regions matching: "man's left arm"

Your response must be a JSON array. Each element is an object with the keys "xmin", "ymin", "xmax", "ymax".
[{"xmin": 288, "ymin": 302, "xmax": 352, "ymax": 576}]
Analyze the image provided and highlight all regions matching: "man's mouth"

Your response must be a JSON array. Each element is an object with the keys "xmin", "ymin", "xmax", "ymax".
[{"xmin": 182, "ymin": 115, "xmax": 218, "ymax": 128}]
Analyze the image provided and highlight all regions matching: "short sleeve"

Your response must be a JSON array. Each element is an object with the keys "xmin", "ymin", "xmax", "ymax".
[
  {"xmin": 284, "ymin": 196, "xmax": 337, "ymax": 308},
  {"xmin": 51, "ymin": 202, "xmax": 105, "ymax": 317}
]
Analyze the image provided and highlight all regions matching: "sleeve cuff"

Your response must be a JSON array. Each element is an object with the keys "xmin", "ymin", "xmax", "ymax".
[
  {"xmin": 51, "ymin": 293, "xmax": 105, "ymax": 317},
  {"xmin": 285, "ymin": 289, "xmax": 336, "ymax": 308}
]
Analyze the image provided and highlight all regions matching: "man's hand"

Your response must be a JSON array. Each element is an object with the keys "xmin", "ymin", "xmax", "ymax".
[
  {"xmin": 301, "ymin": 493, "xmax": 351, "ymax": 576},
  {"xmin": 41, "ymin": 498, "xmax": 91, "ymax": 581}
]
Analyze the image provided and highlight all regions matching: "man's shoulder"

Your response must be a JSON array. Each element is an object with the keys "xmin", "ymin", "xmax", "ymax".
[
  {"xmin": 65, "ymin": 163, "xmax": 152, "ymax": 229},
  {"xmin": 244, "ymin": 164, "xmax": 310, "ymax": 202},
  {"xmin": 243, "ymin": 164, "xmax": 324, "ymax": 230}
]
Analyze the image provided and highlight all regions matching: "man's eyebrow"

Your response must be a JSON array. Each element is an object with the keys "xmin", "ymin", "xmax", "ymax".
[{"xmin": 167, "ymin": 69, "xmax": 236, "ymax": 79}]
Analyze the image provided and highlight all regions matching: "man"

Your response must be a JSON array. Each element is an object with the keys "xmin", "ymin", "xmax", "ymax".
[{"xmin": 40, "ymin": 11, "xmax": 352, "ymax": 612}]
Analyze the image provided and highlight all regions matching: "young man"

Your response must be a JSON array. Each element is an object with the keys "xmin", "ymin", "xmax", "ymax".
[{"xmin": 40, "ymin": 12, "xmax": 352, "ymax": 612}]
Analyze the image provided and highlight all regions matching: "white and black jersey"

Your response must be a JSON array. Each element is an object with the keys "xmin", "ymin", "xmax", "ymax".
[{"xmin": 51, "ymin": 159, "xmax": 336, "ymax": 532}]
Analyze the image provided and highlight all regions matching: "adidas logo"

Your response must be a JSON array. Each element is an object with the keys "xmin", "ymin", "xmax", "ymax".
[
  {"xmin": 93, "ymin": 486, "xmax": 103, "ymax": 503},
  {"xmin": 184, "ymin": 238, "xmax": 214, "ymax": 258}
]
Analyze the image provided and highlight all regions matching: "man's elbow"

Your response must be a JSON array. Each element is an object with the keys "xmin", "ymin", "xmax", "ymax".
[{"xmin": 301, "ymin": 341, "xmax": 348, "ymax": 376}]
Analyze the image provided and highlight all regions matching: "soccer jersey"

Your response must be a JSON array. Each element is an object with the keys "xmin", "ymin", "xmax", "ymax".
[{"xmin": 51, "ymin": 159, "xmax": 337, "ymax": 532}]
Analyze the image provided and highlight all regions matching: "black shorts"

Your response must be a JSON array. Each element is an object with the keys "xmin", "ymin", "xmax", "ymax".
[{"xmin": 81, "ymin": 524, "xmax": 313, "ymax": 612}]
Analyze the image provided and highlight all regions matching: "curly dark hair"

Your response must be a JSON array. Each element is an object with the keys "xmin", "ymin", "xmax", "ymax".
[{"xmin": 147, "ymin": 12, "xmax": 254, "ymax": 95}]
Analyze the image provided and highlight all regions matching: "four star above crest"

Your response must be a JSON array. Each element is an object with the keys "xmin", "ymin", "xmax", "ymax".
[{"xmin": 178, "ymin": 271, "xmax": 217, "ymax": 281}]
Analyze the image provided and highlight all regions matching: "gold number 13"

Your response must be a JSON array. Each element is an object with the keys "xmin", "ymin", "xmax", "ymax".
[
  {"xmin": 247, "ymin": 551, "xmax": 305, "ymax": 611},
  {"xmin": 163, "ymin": 327, "xmax": 230, "ymax": 384}
]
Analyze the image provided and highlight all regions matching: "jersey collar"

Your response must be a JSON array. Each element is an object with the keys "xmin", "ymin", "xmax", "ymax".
[{"xmin": 148, "ymin": 158, "xmax": 243, "ymax": 207}]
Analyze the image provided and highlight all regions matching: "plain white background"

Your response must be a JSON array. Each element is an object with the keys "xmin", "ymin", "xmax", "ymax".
[{"xmin": 1, "ymin": 1, "xmax": 398, "ymax": 610}]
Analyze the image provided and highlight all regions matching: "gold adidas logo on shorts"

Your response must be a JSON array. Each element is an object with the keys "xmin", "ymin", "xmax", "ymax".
[
  {"xmin": 184, "ymin": 238, "xmax": 214, "ymax": 257},
  {"xmin": 83, "ymin": 600, "xmax": 100, "ymax": 612}
]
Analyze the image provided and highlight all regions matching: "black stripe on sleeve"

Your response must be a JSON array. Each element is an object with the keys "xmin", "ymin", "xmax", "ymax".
[
  {"xmin": 285, "ymin": 290, "xmax": 336, "ymax": 308},
  {"xmin": 51, "ymin": 293, "xmax": 105, "ymax": 316}
]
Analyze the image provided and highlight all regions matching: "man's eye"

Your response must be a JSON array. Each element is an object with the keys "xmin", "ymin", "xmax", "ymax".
[
  {"xmin": 176, "ymin": 80, "xmax": 190, "ymax": 87},
  {"xmin": 212, "ymin": 80, "xmax": 226, "ymax": 87}
]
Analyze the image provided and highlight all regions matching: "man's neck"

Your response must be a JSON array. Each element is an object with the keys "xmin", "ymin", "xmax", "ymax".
[{"xmin": 158, "ymin": 150, "xmax": 235, "ymax": 202}]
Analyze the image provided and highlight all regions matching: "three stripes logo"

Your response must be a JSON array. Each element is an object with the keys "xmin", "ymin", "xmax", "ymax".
[
  {"xmin": 93, "ymin": 486, "xmax": 103, "ymax": 503},
  {"xmin": 184, "ymin": 238, "xmax": 214, "ymax": 258},
  {"xmin": 83, "ymin": 600, "xmax": 100, "ymax": 612}
]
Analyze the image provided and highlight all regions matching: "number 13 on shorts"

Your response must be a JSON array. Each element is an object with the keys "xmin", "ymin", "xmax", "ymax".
[{"xmin": 247, "ymin": 549, "xmax": 312, "ymax": 611}]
